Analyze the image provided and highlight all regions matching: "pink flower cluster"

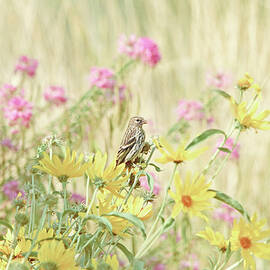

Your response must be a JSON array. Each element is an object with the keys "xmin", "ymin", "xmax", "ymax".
[
  {"xmin": 206, "ymin": 71, "xmax": 232, "ymax": 90},
  {"xmin": 89, "ymin": 67, "xmax": 116, "ymax": 90},
  {"xmin": 70, "ymin": 193, "xmax": 85, "ymax": 204},
  {"xmin": 176, "ymin": 100, "xmax": 205, "ymax": 121},
  {"xmin": 216, "ymin": 137, "xmax": 240, "ymax": 160},
  {"xmin": 0, "ymin": 84, "xmax": 17, "ymax": 103},
  {"xmin": 213, "ymin": 203, "xmax": 240, "ymax": 226},
  {"xmin": 140, "ymin": 172, "xmax": 161, "ymax": 196},
  {"xmin": 118, "ymin": 34, "xmax": 161, "ymax": 67},
  {"xmin": 44, "ymin": 86, "xmax": 67, "ymax": 106},
  {"xmin": 15, "ymin": 55, "xmax": 38, "ymax": 77},
  {"xmin": 2, "ymin": 180, "xmax": 25, "ymax": 200},
  {"xmin": 3, "ymin": 96, "xmax": 33, "ymax": 127}
]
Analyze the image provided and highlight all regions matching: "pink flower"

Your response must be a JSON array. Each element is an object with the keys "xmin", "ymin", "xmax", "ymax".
[
  {"xmin": 180, "ymin": 254, "xmax": 200, "ymax": 270},
  {"xmin": 89, "ymin": 67, "xmax": 116, "ymax": 90},
  {"xmin": 15, "ymin": 56, "xmax": 38, "ymax": 77},
  {"xmin": 113, "ymin": 84, "xmax": 127, "ymax": 104},
  {"xmin": 70, "ymin": 193, "xmax": 85, "ymax": 204},
  {"xmin": 135, "ymin": 37, "xmax": 161, "ymax": 67},
  {"xmin": 3, "ymin": 96, "xmax": 33, "ymax": 127},
  {"xmin": 1, "ymin": 138, "xmax": 18, "ymax": 151},
  {"xmin": 140, "ymin": 172, "xmax": 161, "ymax": 195},
  {"xmin": 154, "ymin": 263, "xmax": 166, "ymax": 270},
  {"xmin": 0, "ymin": 84, "xmax": 17, "ymax": 103},
  {"xmin": 44, "ymin": 86, "xmax": 67, "ymax": 106},
  {"xmin": 118, "ymin": 34, "xmax": 140, "ymax": 59},
  {"xmin": 216, "ymin": 137, "xmax": 240, "ymax": 160},
  {"xmin": 2, "ymin": 180, "xmax": 25, "ymax": 200},
  {"xmin": 176, "ymin": 100, "xmax": 205, "ymax": 121},
  {"xmin": 213, "ymin": 203, "xmax": 240, "ymax": 226},
  {"xmin": 206, "ymin": 71, "xmax": 232, "ymax": 90}
]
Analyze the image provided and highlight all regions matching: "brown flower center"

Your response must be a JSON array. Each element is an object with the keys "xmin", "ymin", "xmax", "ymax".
[
  {"xmin": 220, "ymin": 246, "xmax": 227, "ymax": 253},
  {"xmin": 181, "ymin": 195, "xmax": 192, "ymax": 207},
  {"xmin": 174, "ymin": 160, "xmax": 183, "ymax": 164},
  {"xmin": 240, "ymin": 237, "xmax": 252, "ymax": 249}
]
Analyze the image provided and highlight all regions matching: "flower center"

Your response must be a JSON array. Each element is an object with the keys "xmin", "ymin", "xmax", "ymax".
[
  {"xmin": 174, "ymin": 159, "xmax": 183, "ymax": 164},
  {"xmin": 181, "ymin": 195, "xmax": 192, "ymax": 207},
  {"xmin": 240, "ymin": 237, "xmax": 252, "ymax": 249}
]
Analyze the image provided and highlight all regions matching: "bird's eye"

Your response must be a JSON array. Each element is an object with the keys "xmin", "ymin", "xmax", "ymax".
[{"xmin": 135, "ymin": 119, "xmax": 140, "ymax": 122}]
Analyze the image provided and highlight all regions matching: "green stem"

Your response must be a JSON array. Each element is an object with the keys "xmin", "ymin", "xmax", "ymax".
[
  {"xmin": 226, "ymin": 259, "xmax": 243, "ymax": 270},
  {"xmin": 135, "ymin": 164, "xmax": 178, "ymax": 259},
  {"xmin": 23, "ymin": 205, "xmax": 48, "ymax": 263},
  {"xmin": 86, "ymin": 187, "xmax": 98, "ymax": 215},
  {"xmin": 86, "ymin": 175, "xmax": 90, "ymax": 206},
  {"xmin": 62, "ymin": 182, "xmax": 68, "ymax": 211},
  {"xmin": 28, "ymin": 175, "xmax": 36, "ymax": 237},
  {"xmin": 210, "ymin": 129, "xmax": 241, "ymax": 181}
]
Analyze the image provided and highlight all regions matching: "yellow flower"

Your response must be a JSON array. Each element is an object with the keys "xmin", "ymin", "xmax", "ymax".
[
  {"xmin": 230, "ymin": 214, "xmax": 270, "ymax": 270},
  {"xmin": 86, "ymin": 151, "xmax": 128, "ymax": 196},
  {"xmin": 38, "ymin": 240, "xmax": 78, "ymax": 270},
  {"xmin": 197, "ymin": 226, "xmax": 228, "ymax": 252},
  {"xmin": 237, "ymin": 73, "xmax": 254, "ymax": 90},
  {"xmin": 168, "ymin": 172, "xmax": 215, "ymax": 221},
  {"xmin": 124, "ymin": 196, "xmax": 153, "ymax": 221},
  {"xmin": 231, "ymin": 98, "xmax": 270, "ymax": 130},
  {"xmin": 91, "ymin": 255, "xmax": 119, "ymax": 270},
  {"xmin": 34, "ymin": 148, "xmax": 88, "ymax": 181},
  {"xmin": 154, "ymin": 137, "xmax": 206, "ymax": 164}
]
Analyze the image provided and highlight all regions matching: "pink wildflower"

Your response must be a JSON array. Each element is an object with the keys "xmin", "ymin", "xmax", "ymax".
[
  {"xmin": 2, "ymin": 180, "xmax": 25, "ymax": 200},
  {"xmin": 89, "ymin": 67, "xmax": 116, "ymax": 90},
  {"xmin": 216, "ymin": 137, "xmax": 240, "ymax": 160},
  {"xmin": 135, "ymin": 37, "xmax": 161, "ymax": 67},
  {"xmin": 180, "ymin": 254, "xmax": 200, "ymax": 270},
  {"xmin": 44, "ymin": 86, "xmax": 67, "ymax": 106},
  {"xmin": 3, "ymin": 96, "xmax": 33, "ymax": 127},
  {"xmin": 206, "ymin": 71, "xmax": 232, "ymax": 90},
  {"xmin": 176, "ymin": 100, "xmax": 205, "ymax": 121},
  {"xmin": 118, "ymin": 34, "xmax": 139, "ymax": 59},
  {"xmin": 15, "ymin": 56, "xmax": 38, "ymax": 77},
  {"xmin": 140, "ymin": 172, "xmax": 161, "ymax": 195},
  {"xmin": 70, "ymin": 193, "xmax": 85, "ymax": 204},
  {"xmin": 154, "ymin": 263, "xmax": 166, "ymax": 270},
  {"xmin": 1, "ymin": 138, "xmax": 18, "ymax": 151},
  {"xmin": 0, "ymin": 84, "xmax": 17, "ymax": 103},
  {"xmin": 213, "ymin": 203, "xmax": 240, "ymax": 226}
]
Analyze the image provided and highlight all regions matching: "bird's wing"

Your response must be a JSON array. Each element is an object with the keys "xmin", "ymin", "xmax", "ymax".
[{"xmin": 116, "ymin": 135, "xmax": 137, "ymax": 165}]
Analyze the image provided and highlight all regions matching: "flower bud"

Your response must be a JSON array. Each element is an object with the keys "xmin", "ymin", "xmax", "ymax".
[
  {"xmin": 237, "ymin": 73, "xmax": 254, "ymax": 90},
  {"xmin": 15, "ymin": 213, "xmax": 29, "ymax": 226}
]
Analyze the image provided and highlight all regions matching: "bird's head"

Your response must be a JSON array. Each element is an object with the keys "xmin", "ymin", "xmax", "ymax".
[{"xmin": 129, "ymin": 116, "xmax": 147, "ymax": 127}]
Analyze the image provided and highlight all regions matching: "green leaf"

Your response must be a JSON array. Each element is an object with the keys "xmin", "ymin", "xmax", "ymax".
[
  {"xmin": 162, "ymin": 218, "xmax": 175, "ymax": 233},
  {"xmin": 133, "ymin": 259, "xmax": 145, "ymax": 270},
  {"xmin": 212, "ymin": 190, "xmax": 250, "ymax": 221},
  {"xmin": 83, "ymin": 215, "xmax": 113, "ymax": 234},
  {"xmin": 116, "ymin": 243, "xmax": 134, "ymax": 263},
  {"xmin": 148, "ymin": 163, "xmax": 162, "ymax": 172},
  {"xmin": 218, "ymin": 147, "xmax": 232, "ymax": 154},
  {"xmin": 214, "ymin": 89, "xmax": 231, "ymax": 99},
  {"xmin": 185, "ymin": 129, "xmax": 227, "ymax": 150},
  {"xmin": 0, "ymin": 219, "xmax": 13, "ymax": 232},
  {"xmin": 104, "ymin": 212, "xmax": 146, "ymax": 238},
  {"xmin": 145, "ymin": 172, "xmax": 154, "ymax": 193}
]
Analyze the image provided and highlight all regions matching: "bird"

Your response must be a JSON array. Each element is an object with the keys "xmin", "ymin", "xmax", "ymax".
[{"xmin": 116, "ymin": 116, "xmax": 147, "ymax": 166}]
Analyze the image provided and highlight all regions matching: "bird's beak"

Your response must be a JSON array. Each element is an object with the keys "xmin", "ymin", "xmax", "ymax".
[{"xmin": 142, "ymin": 119, "xmax": 148, "ymax": 125}]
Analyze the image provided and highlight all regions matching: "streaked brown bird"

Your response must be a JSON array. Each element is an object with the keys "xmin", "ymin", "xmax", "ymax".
[{"xmin": 116, "ymin": 116, "xmax": 147, "ymax": 166}]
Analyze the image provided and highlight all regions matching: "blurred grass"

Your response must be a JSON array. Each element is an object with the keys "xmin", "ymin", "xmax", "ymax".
[{"xmin": 1, "ymin": 0, "xmax": 270, "ymax": 267}]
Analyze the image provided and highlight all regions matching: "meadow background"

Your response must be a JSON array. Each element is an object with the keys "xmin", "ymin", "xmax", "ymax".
[{"xmin": 1, "ymin": 0, "xmax": 270, "ymax": 269}]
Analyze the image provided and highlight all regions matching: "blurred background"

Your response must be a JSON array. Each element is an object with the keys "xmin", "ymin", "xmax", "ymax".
[{"xmin": 1, "ymin": 0, "xmax": 270, "ymax": 268}]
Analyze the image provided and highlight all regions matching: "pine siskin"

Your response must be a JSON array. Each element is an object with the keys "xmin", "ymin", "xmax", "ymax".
[{"xmin": 116, "ymin": 116, "xmax": 147, "ymax": 166}]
